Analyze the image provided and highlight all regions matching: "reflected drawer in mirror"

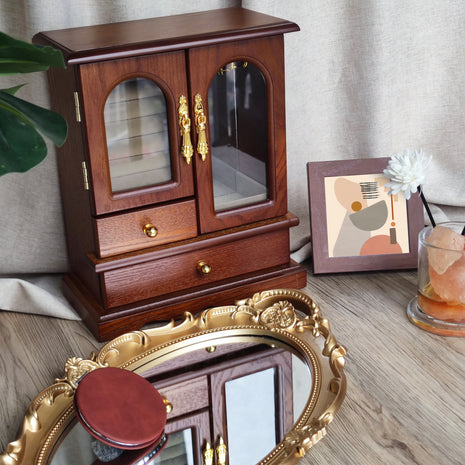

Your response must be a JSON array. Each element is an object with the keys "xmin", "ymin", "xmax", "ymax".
[{"xmin": 157, "ymin": 376, "xmax": 210, "ymax": 420}]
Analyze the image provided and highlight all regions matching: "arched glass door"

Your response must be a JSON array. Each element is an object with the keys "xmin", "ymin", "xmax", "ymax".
[
  {"xmin": 208, "ymin": 61, "xmax": 269, "ymax": 213},
  {"xmin": 104, "ymin": 78, "xmax": 172, "ymax": 193}
]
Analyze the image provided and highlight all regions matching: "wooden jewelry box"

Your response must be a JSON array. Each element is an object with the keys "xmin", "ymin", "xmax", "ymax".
[{"xmin": 33, "ymin": 7, "xmax": 306, "ymax": 341}]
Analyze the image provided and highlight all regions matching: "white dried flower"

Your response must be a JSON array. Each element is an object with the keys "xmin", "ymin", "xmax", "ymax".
[{"xmin": 383, "ymin": 149, "xmax": 432, "ymax": 200}]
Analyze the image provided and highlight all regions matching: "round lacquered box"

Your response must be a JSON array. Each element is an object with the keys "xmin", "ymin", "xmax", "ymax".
[{"xmin": 74, "ymin": 367, "xmax": 167, "ymax": 464}]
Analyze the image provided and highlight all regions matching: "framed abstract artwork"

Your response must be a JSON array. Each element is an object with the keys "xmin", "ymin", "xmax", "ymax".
[{"xmin": 307, "ymin": 157, "xmax": 424, "ymax": 274}]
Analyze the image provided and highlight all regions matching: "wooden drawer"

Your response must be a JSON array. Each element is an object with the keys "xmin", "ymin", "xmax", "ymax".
[
  {"xmin": 95, "ymin": 200, "xmax": 197, "ymax": 257},
  {"xmin": 102, "ymin": 228, "xmax": 290, "ymax": 308},
  {"xmin": 155, "ymin": 376, "xmax": 209, "ymax": 420}
]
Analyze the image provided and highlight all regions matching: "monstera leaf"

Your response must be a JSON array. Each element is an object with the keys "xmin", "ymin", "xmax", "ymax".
[{"xmin": 0, "ymin": 31, "xmax": 67, "ymax": 176}]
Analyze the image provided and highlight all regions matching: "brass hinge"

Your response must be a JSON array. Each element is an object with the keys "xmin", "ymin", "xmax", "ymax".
[
  {"xmin": 73, "ymin": 91, "xmax": 81, "ymax": 122},
  {"xmin": 81, "ymin": 161, "xmax": 90, "ymax": 190}
]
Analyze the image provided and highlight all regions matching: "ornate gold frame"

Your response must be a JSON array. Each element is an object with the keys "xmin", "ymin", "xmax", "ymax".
[{"xmin": 0, "ymin": 289, "xmax": 347, "ymax": 465}]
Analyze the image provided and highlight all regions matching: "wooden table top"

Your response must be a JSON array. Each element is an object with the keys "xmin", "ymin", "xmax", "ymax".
[{"xmin": 1, "ymin": 264, "xmax": 464, "ymax": 465}]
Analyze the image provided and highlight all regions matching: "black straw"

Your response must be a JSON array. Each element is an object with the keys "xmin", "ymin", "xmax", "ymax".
[{"xmin": 417, "ymin": 186, "xmax": 436, "ymax": 227}]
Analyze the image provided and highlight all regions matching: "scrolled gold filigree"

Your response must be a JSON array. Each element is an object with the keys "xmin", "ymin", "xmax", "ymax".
[
  {"xmin": 1, "ymin": 439, "xmax": 23, "ymax": 465},
  {"xmin": 259, "ymin": 300, "xmax": 298, "ymax": 330},
  {"xmin": 283, "ymin": 423, "xmax": 328, "ymax": 458},
  {"xmin": 55, "ymin": 356, "xmax": 105, "ymax": 389}
]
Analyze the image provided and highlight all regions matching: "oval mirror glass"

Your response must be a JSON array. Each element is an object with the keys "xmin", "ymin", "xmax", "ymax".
[{"xmin": 49, "ymin": 341, "xmax": 312, "ymax": 465}]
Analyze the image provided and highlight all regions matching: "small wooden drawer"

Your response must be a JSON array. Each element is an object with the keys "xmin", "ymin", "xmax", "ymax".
[
  {"xmin": 95, "ymin": 200, "xmax": 197, "ymax": 257},
  {"xmin": 102, "ymin": 228, "xmax": 290, "ymax": 308},
  {"xmin": 155, "ymin": 376, "xmax": 209, "ymax": 419}
]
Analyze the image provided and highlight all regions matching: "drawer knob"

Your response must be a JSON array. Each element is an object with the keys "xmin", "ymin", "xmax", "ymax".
[
  {"xmin": 197, "ymin": 261, "xmax": 212, "ymax": 275},
  {"xmin": 163, "ymin": 398, "xmax": 173, "ymax": 414},
  {"xmin": 143, "ymin": 224, "xmax": 158, "ymax": 238}
]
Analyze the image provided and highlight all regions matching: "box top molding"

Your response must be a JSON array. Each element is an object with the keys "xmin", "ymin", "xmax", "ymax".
[{"xmin": 33, "ymin": 7, "xmax": 299, "ymax": 65}]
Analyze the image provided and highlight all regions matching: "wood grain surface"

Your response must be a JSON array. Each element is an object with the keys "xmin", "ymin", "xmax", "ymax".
[{"xmin": 1, "ymin": 264, "xmax": 465, "ymax": 464}]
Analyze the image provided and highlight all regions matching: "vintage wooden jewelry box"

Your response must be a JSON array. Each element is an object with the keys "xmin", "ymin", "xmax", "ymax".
[{"xmin": 33, "ymin": 7, "xmax": 306, "ymax": 341}]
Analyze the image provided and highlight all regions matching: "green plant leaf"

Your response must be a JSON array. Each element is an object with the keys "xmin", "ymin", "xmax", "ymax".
[
  {"xmin": 0, "ymin": 31, "xmax": 68, "ymax": 177},
  {"xmin": 0, "ymin": 105, "xmax": 47, "ymax": 175},
  {"xmin": 1, "ymin": 84, "xmax": 25, "ymax": 95},
  {"xmin": 0, "ymin": 90, "xmax": 67, "ymax": 147},
  {"xmin": 0, "ymin": 32, "xmax": 65, "ymax": 74}
]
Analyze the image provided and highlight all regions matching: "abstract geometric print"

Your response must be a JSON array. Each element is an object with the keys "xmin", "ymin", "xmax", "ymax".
[{"xmin": 324, "ymin": 173, "xmax": 409, "ymax": 258}]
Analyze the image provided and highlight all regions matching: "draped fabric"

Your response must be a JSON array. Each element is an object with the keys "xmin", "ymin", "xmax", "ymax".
[{"xmin": 1, "ymin": 0, "xmax": 464, "ymax": 318}]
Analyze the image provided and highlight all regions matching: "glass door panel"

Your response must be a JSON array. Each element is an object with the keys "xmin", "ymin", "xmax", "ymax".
[
  {"xmin": 150, "ymin": 429, "xmax": 195, "ymax": 465},
  {"xmin": 224, "ymin": 367, "xmax": 277, "ymax": 465},
  {"xmin": 188, "ymin": 37, "xmax": 287, "ymax": 233},
  {"xmin": 80, "ymin": 50, "xmax": 193, "ymax": 215},
  {"xmin": 104, "ymin": 78, "xmax": 172, "ymax": 193},
  {"xmin": 208, "ymin": 61, "xmax": 268, "ymax": 212}
]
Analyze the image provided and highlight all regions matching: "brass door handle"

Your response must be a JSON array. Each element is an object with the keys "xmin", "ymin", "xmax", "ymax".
[
  {"xmin": 216, "ymin": 436, "xmax": 227, "ymax": 465},
  {"xmin": 178, "ymin": 95, "xmax": 193, "ymax": 164},
  {"xmin": 143, "ymin": 224, "xmax": 158, "ymax": 238},
  {"xmin": 203, "ymin": 442, "xmax": 214, "ymax": 465},
  {"xmin": 194, "ymin": 93, "xmax": 208, "ymax": 161},
  {"xmin": 197, "ymin": 261, "xmax": 212, "ymax": 275}
]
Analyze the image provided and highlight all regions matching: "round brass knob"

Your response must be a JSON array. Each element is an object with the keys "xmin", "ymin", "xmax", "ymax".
[
  {"xmin": 197, "ymin": 261, "xmax": 212, "ymax": 275},
  {"xmin": 143, "ymin": 224, "xmax": 158, "ymax": 238},
  {"xmin": 163, "ymin": 398, "xmax": 173, "ymax": 414}
]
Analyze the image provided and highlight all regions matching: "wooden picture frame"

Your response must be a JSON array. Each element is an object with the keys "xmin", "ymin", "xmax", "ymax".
[{"xmin": 307, "ymin": 157, "xmax": 424, "ymax": 274}]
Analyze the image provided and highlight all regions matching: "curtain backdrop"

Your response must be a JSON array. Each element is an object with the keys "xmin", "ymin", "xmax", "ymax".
[
  {"xmin": 1, "ymin": 0, "xmax": 464, "ymax": 318},
  {"xmin": 244, "ymin": 0, "xmax": 465, "ymax": 256}
]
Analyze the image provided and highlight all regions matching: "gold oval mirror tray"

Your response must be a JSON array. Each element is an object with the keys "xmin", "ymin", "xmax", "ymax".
[{"xmin": 0, "ymin": 289, "xmax": 347, "ymax": 465}]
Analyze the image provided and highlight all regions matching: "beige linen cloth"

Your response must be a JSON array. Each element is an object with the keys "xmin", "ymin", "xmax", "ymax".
[{"xmin": 1, "ymin": 0, "xmax": 464, "ymax": 320}]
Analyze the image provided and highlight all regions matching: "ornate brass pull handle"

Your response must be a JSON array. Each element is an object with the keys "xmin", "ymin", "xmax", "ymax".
[
  {"xmin": 178, "ymin": 95, "xmax": 193, "ymax": 164},
  {"xmin": 203, "ymin": 442, "xmax": 214, "ymax": 465},
  {"xmin": 194, "ymin": 93, "xmax": 208, "ymax": 161},
  {"xmin": 216, "ymin": 437, "xmax": 227, "ymax": 465},
  {"xmin": 197, "ymin": 261, "xmax": 212, "ymax": 275},
  {"xmin": 143, "ymin": 224, "xmax": 158, "ymax": 238}
]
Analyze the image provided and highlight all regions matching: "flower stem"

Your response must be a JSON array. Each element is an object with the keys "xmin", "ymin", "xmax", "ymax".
[{"xmin": 417, "ymin": 186, "xmax": 436, "ymax": 227}]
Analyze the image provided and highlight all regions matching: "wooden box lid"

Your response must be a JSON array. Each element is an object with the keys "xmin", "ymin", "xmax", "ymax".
[{"xmin": 33, "ymin": 7, "xmax": 299, "ymax": 64}]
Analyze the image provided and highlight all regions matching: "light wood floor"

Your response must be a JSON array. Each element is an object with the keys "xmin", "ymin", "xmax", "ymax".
[{"xmin": 1, "ymin": 263, "xmax": 465, "ymax": 465}]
